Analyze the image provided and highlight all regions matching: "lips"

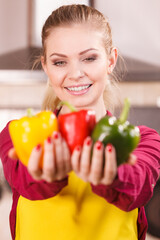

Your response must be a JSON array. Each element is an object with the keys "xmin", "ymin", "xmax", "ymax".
[
  {"xmin": 64, "ymin": 84, "xmax": 92, "ymax": 96},
  {"xmin": 65, "ymin": 84, "xmax": 92, "ymax": 92}
]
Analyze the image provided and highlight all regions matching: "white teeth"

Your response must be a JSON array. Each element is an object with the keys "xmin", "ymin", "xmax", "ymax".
[{"xmin": 66, "ymin": 85, "xmax": 90, "ymax": 92}]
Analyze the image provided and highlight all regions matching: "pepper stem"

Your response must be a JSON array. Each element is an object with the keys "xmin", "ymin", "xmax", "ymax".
[
  {"xmin": 58, "ymin": 101, "xmax": 77, "ymax": 112},
  {"xmin": 119, "ymin": 98, "xmax": 130, "ymax": 124},
  {"xmin": 27, "ymin": 108, "xmax": 34, "ymax": 117}
]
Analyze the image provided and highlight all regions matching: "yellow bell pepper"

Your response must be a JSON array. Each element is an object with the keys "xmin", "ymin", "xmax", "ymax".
[{"xmin": 9, "ymin": 109, "xmax": 58, "ymax": 167}]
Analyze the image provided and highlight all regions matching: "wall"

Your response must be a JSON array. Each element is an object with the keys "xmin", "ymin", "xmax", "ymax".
[
  {"xmin": 0, "ymin": 0, "xmax": 28, "ymax": 55},
  {"xmin": 95, "ymin": 0, "xmax": 160, "ymax": 65}
]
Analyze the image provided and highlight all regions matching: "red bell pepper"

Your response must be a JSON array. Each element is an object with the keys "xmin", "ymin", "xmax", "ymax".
[{"xmin": 58, "ymin": 102, "xmax": 96, "ymax": 153}]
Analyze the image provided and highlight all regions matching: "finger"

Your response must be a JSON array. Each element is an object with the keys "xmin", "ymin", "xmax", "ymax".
[
  {"xmin": 101, "ymin": 144, "xmax": 117, "ymax": 185},
  {"xmin": 80, "ymin": 137, "xmax": 92, "ymax": 178},
  {"xmin": 8, "ymin": 148, "xmax": 18, "ymax": 160},
  {"xmin": 27, "ymin": 144, "xmax": 42, "ymax": 181},
  {"xmin": 89, "ymin": 141, "xmax": 104, "ymax": 185},
  {"xmin": 71, "ymin": 146, "xmax": 81, "ymax": 173},
  {"xmin": 127, "ymin": 153, "xmax": 137, "ymax": 165},
  {"xmin": 61, "ymin": 138, "xmax": 71, "ymax": 173},
  {"xmin": 42, "ymin": 137, "xmax": 55, "ymax": 182},
  {"xmin": 53, "ymin": 131, "xmax": 65, "ymax": 179}
]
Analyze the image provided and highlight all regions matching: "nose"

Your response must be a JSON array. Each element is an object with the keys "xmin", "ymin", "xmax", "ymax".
[{"xmin": 67, "ymin": 61, "xmax": 85, "ymax": 80}]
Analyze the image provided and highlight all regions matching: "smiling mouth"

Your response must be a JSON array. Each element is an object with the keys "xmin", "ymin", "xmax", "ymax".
[{"xmin": 65, "ymin": 84, "xmax": 92, "ymax": 92}]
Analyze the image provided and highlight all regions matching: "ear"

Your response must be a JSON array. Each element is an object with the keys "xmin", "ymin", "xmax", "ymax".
[
  {"xmin": 108, "ymin": 47, "xmax": 118, "ymax": 74},
  {"xmin": 41, "ymin": 56, "xmax": 48, "ymax": 75}
]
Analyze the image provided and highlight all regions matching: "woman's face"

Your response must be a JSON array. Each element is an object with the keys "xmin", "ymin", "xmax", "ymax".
[{"xmin": 42, "ymin": 23, "xmax": 116, "ymax": 111}]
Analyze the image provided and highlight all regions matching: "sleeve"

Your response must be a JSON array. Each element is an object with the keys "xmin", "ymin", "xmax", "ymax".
[
  {"xmin": 91, "ymin": 126, "xmax": 160, "ymax": 212},
  {"xmin": 0, "ymin": 122, "xmax": 68, "ymax": 201}
]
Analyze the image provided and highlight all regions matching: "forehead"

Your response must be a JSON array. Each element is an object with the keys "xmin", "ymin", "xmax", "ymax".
[{"xmin": 45, "ymin": 23, "xmax": 105, "ymax": 54}]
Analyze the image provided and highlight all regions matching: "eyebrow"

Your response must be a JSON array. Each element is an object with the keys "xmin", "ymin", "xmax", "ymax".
[{"xmin": 49, "ymin": 48, "xmax": 98, "ymax": 58}]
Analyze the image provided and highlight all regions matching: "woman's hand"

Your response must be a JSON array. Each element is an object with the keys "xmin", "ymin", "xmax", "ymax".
[
  {"xmin": 8, "ymin": 148, "xmax": 18, "ymax": 160},
  {"xmin": 27, "ymin": 132, "xmax": 71, "ymax": 182},
  {"xmin": 8, "ymin": 132, "xmax": 71, "ymax": 183},
  {"xmin": 71, "ymin": 137, "xmax": 137, "ymax": 186}
]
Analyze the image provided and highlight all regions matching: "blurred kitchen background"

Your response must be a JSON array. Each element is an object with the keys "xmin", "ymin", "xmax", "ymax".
[{"xmin": 0, "ymin": 0, "xmax": 160, "ymax": 239}]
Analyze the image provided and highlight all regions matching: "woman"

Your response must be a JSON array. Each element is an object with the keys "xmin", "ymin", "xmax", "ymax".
[{"xmin": 0, "ymin": 4, "xmax": 160, "ymax": 240}]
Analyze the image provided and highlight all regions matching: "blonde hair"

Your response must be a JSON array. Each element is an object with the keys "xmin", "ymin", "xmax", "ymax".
[{"xmin": 39, "ymin": 4, "xmax": 123, "ymax": 112}]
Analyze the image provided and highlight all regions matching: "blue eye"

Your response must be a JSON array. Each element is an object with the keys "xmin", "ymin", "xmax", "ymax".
[
  {"xmin": 53, "ymin": 61, "xmax": 66, "ymax": 66},
  {"xmin": 84, "ymin": 56, "xmax": 96, "ymax": 62}
]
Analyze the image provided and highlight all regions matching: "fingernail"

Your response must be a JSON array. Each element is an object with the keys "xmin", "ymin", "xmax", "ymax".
[
  {"xmin": 53, "ymin": 131, "xmax": 59, "ymax": 139},
  {"xmin": 96, "ymin": 141, "xmax": 102, "ymax": 150},
  {"xmin": 76, "ymin": 146, "xmax": 81, "ymax": 151},
  {"xmin": 107, "ymin": 143, "xmax": 112, "ymax": 152},
  {"xmin": 36, "ymin": 144, "xmax": 41, "ymax": 151},
  {"xmin": 47, "ymin": 136, "xmax": 52, "ymax": 143},
  {"xmin": 86, "ymin": 137, "xmax": 92, "ymax": 146}
]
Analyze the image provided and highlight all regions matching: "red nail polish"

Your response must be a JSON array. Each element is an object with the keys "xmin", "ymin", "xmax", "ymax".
[
  {"xmin": 47, "ymin": 136, "xmax": 52, "ymax": 143},
  {"xmin": 96, "ymin": 141, "xmax": 102, "ymax": 150},
  {"xmin": 107, "ymin": 144, "xmax": 112, "ymax": 152},
  {"xmin": 86, "ymin": 138, "xmax": 91, "ymax": 146},
  {"xmin": 36, "ymin": 144, "xmax": 41, "ymax": 151},
  {"xmin": 53, "ymin": 132, "xmax": 59, "ymax": 139},
  {"xmin": 76, "ymin": 146, "xmax": 81, "ymax": 151}
]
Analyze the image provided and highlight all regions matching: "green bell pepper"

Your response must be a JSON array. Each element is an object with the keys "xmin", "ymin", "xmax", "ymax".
[{"xmin": 91, "ymin": 98, "xmax": 140, "ymax": 166}]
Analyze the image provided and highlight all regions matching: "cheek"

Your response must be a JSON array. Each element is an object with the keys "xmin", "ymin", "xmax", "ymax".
[
  {"xmin": 47, "ymin": 69, "xmax": 64, "ymax": 87},
  {"xmin": 93, "ymin": 65, "xmax": 108, "ymax": 82},
  {"xmin": 93, "ymin": 66, "xmax": 108, "ymax": 92}
]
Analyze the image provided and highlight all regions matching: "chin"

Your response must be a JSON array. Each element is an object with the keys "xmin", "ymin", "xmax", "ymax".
[{"xmin": 73, "ymin": 101, "xmax": 93, "ymax": 110}]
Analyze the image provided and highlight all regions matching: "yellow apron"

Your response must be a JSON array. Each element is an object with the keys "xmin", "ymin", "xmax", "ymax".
[{"xmin": 16, "ymin": 171, "xmax": 138, "ymax": 240}]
